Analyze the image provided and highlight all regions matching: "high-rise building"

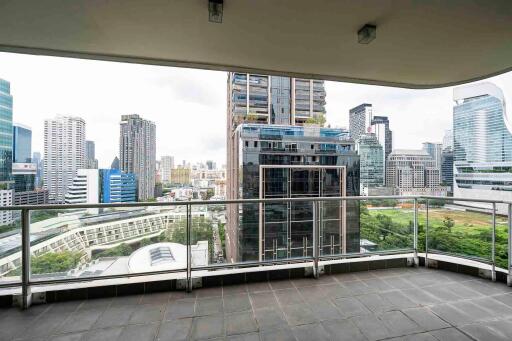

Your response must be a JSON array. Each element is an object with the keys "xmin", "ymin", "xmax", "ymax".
[
  {"xmin": 386, "ymin": 149, "xmax": 446, "ymax": 196},
  {"xmin": 64, "ymin": 169, "xmax": 99, "ymax": 205},
  {"xmin": 100, "ymin": 169, "xmax": 137, "ymax": 203},
  {"xmin": 111, "ymin": 156, "xmax": 120, "ymax": 170},
  {"xmin": 0, "ymin": 190, "xmax": 13, "ymax": 224},
  {"xmin": 32, "ymin": 152, "xmax": 43, "ymax": 188},
  {"xmin": 422, "ymin": 142, "xmax": 442, "ymax": 168},
  {"xmin": 160, "ymin": 156, "xmax": 174, "ymax": 183},
  {"xmin": 349, "ymin": 103, "xmax": 373, "ymax": 141},
  {"xmin": 12, "ymin": 123, "xmax": 32, "ymax": 163},
  {"xmin": 443, "ymin": 129, "xmax": 453, "ymax": 150},
  {"xmin": 370, "ymin": 115, "xmax": 393, "ymax": 162},
  {"xmin": 453, "ymin": 82, "xmax": 512, "ymax": 213},
  {"xmin": 14, "ymin": 189, "xmax": 48, "ymax": 206},
  {"xmin": 12, "ymin": 163, "xmax": 35, "ymax": 192},
  {"xmin": 441, "ymin": 147, "xmax": 454, "ymax": 193},
  {"xmin": 170, "ymin": 168, "xmax": 191, "ymax": 185},
  {"xmin": 85, "ymin": 140, "xmax": 98, "ymax": 169},
  {"xmin": 206, "ymin": 160, "xmax": 216, "ymax": 170},
  {"xmin": 227, "ymin": 124, "xmax": 360, "ymax": 262},
  {"xmin": 119, "ymin": 114, "xmax": 156, "ymax": 201},
  {"xmin": 0, "ymin": 79, "xmax": 13, "ymax": 185},
  {"xmin": 357, "ymin": 134, "xmax": 384, "ymax": 195},
  {"xmin": 44, "ymin": 116, "xmax": 86, "ymax": 203}
]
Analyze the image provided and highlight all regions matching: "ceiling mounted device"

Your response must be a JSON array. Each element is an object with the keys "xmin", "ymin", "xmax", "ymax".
[
  {"xmin": 208, "ymin": 0, "xmax": 224, "ymax": 23},
  {"xmin": 358, "ymin": 24, "xmax": 376, "ymax": 44}
]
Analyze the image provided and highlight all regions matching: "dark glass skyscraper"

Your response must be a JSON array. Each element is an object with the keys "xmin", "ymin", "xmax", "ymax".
[
  {"xmin": 0, "ymin": 79, "xmax": 13, "ymax": 184},
  {"xmin": 228, "ymin": 124, "xmax": 360, "ymax": 262},
  {"xmin": 13, "ymin": 123, "xmax": 31, "ymax": 163}
]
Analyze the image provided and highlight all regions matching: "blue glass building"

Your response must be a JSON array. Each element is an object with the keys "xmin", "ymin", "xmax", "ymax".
[
  {"xmin": 0, "ymin": 79, "xmax": 13, "ymax": 184},
  {"xmin": 12, "ymin": 123, "xmax": 32, "ymax": 163},
  {"xmin": 100, "ymin": 169, "xmax": 137, "ymax": 203}
]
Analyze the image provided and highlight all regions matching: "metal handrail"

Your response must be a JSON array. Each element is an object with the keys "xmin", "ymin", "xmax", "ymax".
[{"xmin": 0, "ymin": 194, "xmax": 508, "ymax": 309}]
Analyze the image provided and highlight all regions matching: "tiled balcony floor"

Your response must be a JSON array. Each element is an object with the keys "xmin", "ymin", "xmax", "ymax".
[{"xmin": 2, "ymin": 267, "xmax": 512, "ymax": 340}]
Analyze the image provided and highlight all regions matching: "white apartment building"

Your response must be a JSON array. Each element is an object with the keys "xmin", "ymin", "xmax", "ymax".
[
  {"xmin": 0, "ymin": 190, "xmax": 13, "ymax": 225},
  {"xmin": 160, "ymin": 156, "xmax": 174, "ymax": 183},
  {"xmin": 64, "ymin": 169, "xmax": 99, "ymax": 205},
  {"xmin": 44, "ymin": 116, "xmax": 86, "ymax": 203}
]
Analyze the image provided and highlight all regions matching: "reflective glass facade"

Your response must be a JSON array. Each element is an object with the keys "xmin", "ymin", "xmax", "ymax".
[
  {"xmin": 235, "ymin": 124, "xmax": 360, "ymax": 261},
  {"xmin": 358, "ymin": 134, "xmax": 384, "ymax": 192},
  {"xmin": 100, "ymin": 169, "xmax": 137, "ymax": 203},
  {"xmin": 0, "ymin": 79, "xmax": 13, "ymax": 183},
  {"xmin": 12, "ymin": 124, "xmax": 31, "ymax": 163}
]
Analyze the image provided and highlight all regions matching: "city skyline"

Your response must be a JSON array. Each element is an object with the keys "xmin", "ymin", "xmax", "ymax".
[{"xmin": 3, "ymin": 52, "xmax": 512, "ymax": 168}]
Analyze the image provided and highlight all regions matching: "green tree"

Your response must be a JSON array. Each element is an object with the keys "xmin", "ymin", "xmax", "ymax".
[
  {"xmin": 31, "ymin": 251, "xmax": 83, "ymax": 274},
  {"xmin": 442, "ymin": 216, "xmax": 455, "ymax": 232},
  {"xmin": 305, "ymin": 113, "xmax": 326, "ymax": 127}
]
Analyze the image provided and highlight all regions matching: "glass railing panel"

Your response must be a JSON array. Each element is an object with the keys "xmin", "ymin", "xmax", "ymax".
[
  {"xmin": 357, "ymin": 198, "xmax": 415, "ymax": 254},
  {"xmin": 425, "ymin": 198, "xmax": 496, "ymax": 265},
  {"xmin": 0, "ymin": 209, "xmax": 22, "ymax": 286},
  {"xmin": 28, "ymin": 205, "xmax": 187, "ymax": 282}
]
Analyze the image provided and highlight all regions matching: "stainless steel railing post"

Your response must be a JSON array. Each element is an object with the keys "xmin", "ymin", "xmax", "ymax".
[
  {"xmin": 313, "ymin": 201, "xmax": 319, "ymax": 279},
  {"xmin": 425, "ymin": 199, "xmax": 429, "ymax": 269},
  {"xmin": 492, "ymin": 203, "xmax": 496, "ymax": 282},
  {"xmin": 186, "ymin": 204, "xmax": 192, "ymax": 292},
  {"xmin": 508, "ymin": 203, "xmax": 512, "ymax": 286},
  {"xmin": 21, "ymin": 208, "xmax": 31, "ymax": 309},
  {"xmin": 413, "ymin": 198, "xmax": 418, "ymax": 267}
]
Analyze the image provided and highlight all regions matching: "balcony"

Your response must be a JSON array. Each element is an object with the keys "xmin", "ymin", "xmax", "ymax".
[{"xmin": 0, "ymin": 195, "xmax": 509, "ymax": 328}]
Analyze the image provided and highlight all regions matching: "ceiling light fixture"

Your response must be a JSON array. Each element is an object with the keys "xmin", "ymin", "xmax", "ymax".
[
  {"xmin": 208, "ymin": 0, "xmax": 224, "ymax": 23},
  {"xmin": 358, "ymin": 24, "xmax": 376, "ymax": 44}
]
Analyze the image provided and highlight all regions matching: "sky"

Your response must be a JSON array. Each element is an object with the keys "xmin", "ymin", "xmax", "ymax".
[{"xmin": 1, "ymin": 51, "xmax": 512, "ymax": 168}]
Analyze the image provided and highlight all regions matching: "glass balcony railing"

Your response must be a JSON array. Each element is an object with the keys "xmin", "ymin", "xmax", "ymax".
[{"xmin": 0, "ymin": 195, "xmax": 510, "ymax": 308}]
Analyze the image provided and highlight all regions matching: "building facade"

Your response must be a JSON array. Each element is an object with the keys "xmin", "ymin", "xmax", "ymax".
[
  {"xmin": 441, "ymin": 147, "xmax": 454, "ymax": 193},
  {"xmin": 160, "ymin": 156, "xmax": 174, "ymax": 183},
  {"xmin": 12, "ymin": 162, "xmax": 35, "ymax": 192},
  {"xmin": 422, "ymin": 142, "xmax": 442, "ymax": 168},
  {"xmin": 386, "ymin": 149, "xmax": 446, "ymax": 196},
  {"xmin": 100, "ymin": 169, "xmax": 137, "ymax": 203},
  {"xmin": 0, "ymin": 79, "xmax": 13, "ymax": 184},
  {"xmin": 357, "ymin": 134, "xmax": 384, "ymax": 195},
  {"xmin": 14, "ymin": 189, "xmax": 48, "ymax": 206},
  {"xmin": 453, "ymin": 82, "xmax": 512, "ymax": 213},
  {"xmin": 349, "ymin": 103, "xmax": 372, "ymax": 141},
  {"xmin": 32, "ymin": 151, "xmax": 43, "ymax": 189},
  {"xmin": 85, "ymin": 140, "xmax": 98, "ymax": 169},
  {"xmin": 44, "ymin": 116, "xmax": 86, "ymax": 203},
  {"xmin": 0, "ymin": 190, "xmax": 13, "ymax": 225},
  {"xmin": 64, "ymin": 169, "xmax": 99, "ymax": 205},
  {"xmin": 370, "ymin": 115, "xmax": 392, "ymax": 183},
  {"xmin": 12, "ymin": 123, "xmax": 31, "ymax": 163},
  {"xmin": 227, "ymin": 124, "xmax": 360, "ymax": 262},
  {"xmin": 170, "ymin": 167, "xmax": 191, "ymax": 186},
  {"xmin": 119, "ymin": 114, "xmax": 156, "ymax": 201}
]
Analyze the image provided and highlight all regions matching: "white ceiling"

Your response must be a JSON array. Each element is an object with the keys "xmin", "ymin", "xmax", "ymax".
[{"xmin": 0, "ymin": 0, "xmax": 511, "ymax": 88}]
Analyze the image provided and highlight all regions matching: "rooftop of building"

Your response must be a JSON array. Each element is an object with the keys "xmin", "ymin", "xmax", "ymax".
[{"xmin": 390, "ymin": 149, "xmax": 430, "ymax": 156}]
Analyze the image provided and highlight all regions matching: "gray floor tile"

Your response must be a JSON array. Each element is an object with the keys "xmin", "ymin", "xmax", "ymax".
[
  {"xmin": 196, "ymin": 297, "xmax": 223, "ymax": 316},
  {"xmin": 401, "ymin": 287, "xmax": 441, "ymax": 306},
  {"xmin": 269, "ymin": 280, "xmax": 294, "ymax": 290},
  {"xmin": 250, "ymin": 291, "xmax": 277, "ymax": 310},
  {"xmin": 78, "ymin": 298, "xmax": 113, "ymax": 311},
  {"xmin": 223, "ymin": 293, "xmax": 251, "ymax": 313},
  {"xmin": 223, "ymin": 284, "xmax": 248, "ymax": 296},
  {"xmin": 362, "ymin": 278, "xmax": 393, "ymax": 292},
  {"xmin": 226, "ymin": 332, "xmax": 260, "ymax": 341},
  {"xmin": 460, "ymin": 323, "xmax": 509, "ymax": 341},
  {"xmin": 357, "ymin": 293, "xmax": 395, "ymax": 313},
  {"xmin": 110, "ymin": 295, "xmax": 142, "ymax": 306},
  {"xmin": 56, "ymin": 309, "xmax": 103, "ymax": 333},
  {"xmin": 470, "ymin": 296, "xmax": 512, "ymax": 318},
  {"xmin": 383, "ymin": 276, "xmax": 414, "ymax": 289},
  {"xmin": 196, "ymin": 286, "xmax": 223, "ymax": 298},
  {"xmin": 93, "ymin": 305, "xmax": 136, "ymax": 328},
  {"xmin": 402, "ymin": 307, "xmax": 450, "ymax": 331},
  {"xmin": 117, "ymin": 323, "xmax": 158, "ymax": 341},
  {"xmin": 129, "ymin": 304, "xmax": 165, "ymax": 324},
  {"xmin": 332, "ymin": 273, "xmax": 359, "ymax": 282},
  {"xmin": 274, "ymin": 288, "xmax": 305, "ymax": 306},
  {"xmin": 190, "ymin": 315, "xmax": 225, "ymax": 340},
  {"xmin": 226, "ymin": 312, "xmax": 258, "ymax": 335},
  {"xmin": 351, "ymin": 314, "xmax": 392, "ymax": 341},
  {"xmin": 157, "ymin": 318, "xmax": 192, "ymax": 341},
  {"xmin": 493, "ymin": 293, "xmax": 512, "ymax": 307},
  {"xmin": 430, "ymin": 304, "xmax": 474, "ymax": 326},
  {"xmin": 486, "ymin": 319, "xmax": 512, "ymax": 338},
  {"xmin": 320, "ymin": 284, "xmax": 352, "ymax": 299},
  {"xmin": 165, "ymin": 298, "xmax": 195, "ymax": 320},
  {"xmin": 342, "ymin": 280, "xmax": 372, "ymax": 295},
  {"xmin": 451, "ymin": 300, "xmax": 495, "ymax": 323},
  {"xmin": 83, "ymin": 326, "xmax": 124, "ymax": 340},
  {"xmin": 387, "ymin": 332, "xmax": 438, "ymax": 341},
  {"xmin": 378, "ymin": 310, "xmax": 423, "ymax": 337},
  {"xmin": 48, "ymin": 332, "xmax": 86, "ymax": 341},
  {"xmin": 381, "ymin": 290, "xmax": 418, "ymax": 309},
  {"xmin": 322, "ymin": 318, "xmax": 367, "ymax": 341},
  {"xmin": 247, "ymin": 281, "xmax": 271, "ymax": 293},
  {"xmin": 259, "ymin": 327, "xmax": 296, "ymax": 341},
  {"xmin": 422, "ymin": 285, "xmax": 462, "ymax": 302},
  {"xmin": 443, "ymin": 282, "xmax": 483, "ymax": 299},
  {"xmin": 140, "ymin": 292, "xmax": 171, "ymax": 305},
  {"xmin": 254, "ymin": 307, "xmax": 288, "ymax": 331},
  {"xmin": 15, "ymin": 312, "xmax": 65, "ymax": 339},
  {"xmin": 429, "ymin": 327, "xmax": 474, "ymax": 341},
  {"xmin": 309, "ymin": 301, "xmax": 343, "ymax": 321},
  {"xmin": 282, "ymin": 304, "xmax": 318, "ymax": 326},
  {"xmin": 333, "ymin": 297, "xmax": 371, "ymax": 318},
  {"xmin": 292, "ymin": 323, "xmax": 330, "ymax": 341}
]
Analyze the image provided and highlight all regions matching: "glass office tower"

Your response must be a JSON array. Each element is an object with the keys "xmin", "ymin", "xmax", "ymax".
[
  {"xmin": 0, "ymin": 79, "xmax": 13, "ymax": 184},
  {"xmin": 100, "ymin": 169, "xmax": 137, "ymax": 203},
  {"xmin": 229, "ymin": 124, "xmax": 360, "ymax": 262},
  {"xmin": 358, "ymin": 133, "xmax": 384, "ymax": 194},
  {"xmin": 12, "ymin": 123, "xmax": 32, "ymax": 163}
]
